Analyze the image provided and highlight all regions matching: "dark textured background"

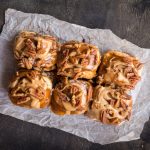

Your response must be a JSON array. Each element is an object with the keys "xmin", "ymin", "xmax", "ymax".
[{"xmin": 0, "ymin": 0, "xmax": 150, "ymax": 150}]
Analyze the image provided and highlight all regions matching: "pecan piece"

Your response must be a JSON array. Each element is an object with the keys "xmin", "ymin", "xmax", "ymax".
[{"xmin": 20, "ymin": 58, "xmax": 33, "ymax": 69}]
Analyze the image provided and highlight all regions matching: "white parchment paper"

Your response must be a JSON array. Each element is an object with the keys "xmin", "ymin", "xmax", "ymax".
[{"xmin": 0, "ymin": 9, "xmax": 150, "ymax": 145}]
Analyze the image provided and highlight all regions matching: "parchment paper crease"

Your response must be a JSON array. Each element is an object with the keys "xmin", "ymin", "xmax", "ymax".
[{"xmin": 0, "ymin": 9, "xmax": 150, "ymax": 145}]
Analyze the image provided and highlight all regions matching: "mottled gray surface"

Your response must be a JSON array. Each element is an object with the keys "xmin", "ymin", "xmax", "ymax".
[{"xmin": 0, "ymin": 0, "xmax": 150, "ymax": 150}]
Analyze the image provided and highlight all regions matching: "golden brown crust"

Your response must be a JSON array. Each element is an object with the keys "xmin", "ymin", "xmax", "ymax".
[
  {"xmin": 13, "ymin": 31, "xmax": 60, "ymax": 71},
  {"xmin": 8, "ymin": 70, "xmax": 52, "ymax": 109},
  {"xmin": 86, "ymin": 85, "xmax": 132, "ymax": 125},
  {"xmin": 50, "ymin": 78, "xmax": 93, "ymax": 115},
  {"xmin": 57, "ymin": 41, "xmax": 101, "ymax": 79},
  {"xmin": 97, "ymin": 50, "xmax": 143, "ymax": 90}
]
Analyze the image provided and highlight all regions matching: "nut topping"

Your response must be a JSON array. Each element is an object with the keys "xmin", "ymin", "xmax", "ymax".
[
  {"xmin": 51, "ymin": 79, "xmax": 93, "ymax": 115},
  {"xmin": 57, "ymin": 41, "xmax": 101, "ymax": 79},
  {"xmin": 8, "ymin": 70, "xmax": 52, "ymax": 109},
  {"xmin": 14, "ymin": 31, "xmax": 60, "ymax": 71},
  {"xmin": 98, "ymin": 51, "xmax": 143, "ymax": 90}
]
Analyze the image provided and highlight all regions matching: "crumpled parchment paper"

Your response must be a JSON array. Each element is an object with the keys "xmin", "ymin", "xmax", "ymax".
[{"xmin": 0, "ymin": 9, "xmax": 150, "ymax": 145}]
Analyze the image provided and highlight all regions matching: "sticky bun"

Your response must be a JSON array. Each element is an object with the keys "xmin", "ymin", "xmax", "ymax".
[
  {"xmin": 97, "ymin": 51, "xmax": 143, "ymax": 90},
  {"xmin": 51, "ymin": 78, "xmax": 93, "ymax": 115},
  {"xmin": 8, "ymin": 70, "xmax": 52, "ymax": 108},
  {"xmin": 57, "ymin": 41, "xmax": 101, "ymax": 79},
  {"xmin": 87, "ymin": 85, "xmax": 132, "ymax": 125},
  {"xmin": 14, "ymin": 31, "xmax": 60, "ymax": 71}
]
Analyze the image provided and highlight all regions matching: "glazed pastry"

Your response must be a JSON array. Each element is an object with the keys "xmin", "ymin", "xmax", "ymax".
[
  {"xmin": 8, "ymin": 70, "xmax": 52, "ymax": 109},
  {"xmin": 97, "ymin": 50, "xmax": 143, "ymax": 90},
  {"xmin": 57, "ymin": 41, "xmax": 101, "ymax": 79},
  {"xmin": 14, "ymin": 31, "xmax": 60, "ymax": 71},
  {"xmin": 87, "ymin": 85, "xmax": 132, "ymax": 125},
  {"xmin": 51, "ymin": 78, "xmax": 93, "ymax": 115}
]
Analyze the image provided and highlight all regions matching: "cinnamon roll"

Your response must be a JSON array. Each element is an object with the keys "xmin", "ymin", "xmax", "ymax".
[
  {"xmin": 51, "ymin": 78, "xmax": 93, "ymax": 115},
  {"xmin": 57, "ymin": 41, "xmax": 101, "ymax": 79},
  {"xmin": 14, "ymin": 31, "xmax": 60, "ymax": 71},
  {"xmin": 8, "ymin": 70, "xmax": 52, "ymax": 109},
  {"xmin": 87, "ymin": 85, "xmax": 132, "ymax": 125},
  {"xmin": 97, "ymin": 50, "xmax": 143, "ymax": 90}
]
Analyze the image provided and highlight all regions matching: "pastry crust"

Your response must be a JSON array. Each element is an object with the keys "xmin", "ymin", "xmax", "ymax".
[
  {"xmin": 50, "ymin": 78, "xmax": 93, "ymax": 115},
  {"xmin": 87, "ymin": 85, "xmax": 132, "ymax": 125},
  {"xmin": 57, "ymin": 41, "xmax": 101, "ymax": 79},
  {"xmin": 8, "ymin": 70, "xmax": 52, "ymax": 109},
  {"xmin": 97, "ymin": 50, "xmax": 143, "ymax": 90},
  {"xmin": 13, "ymin": 31, "xmax": 60, "ymax": 71}
]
